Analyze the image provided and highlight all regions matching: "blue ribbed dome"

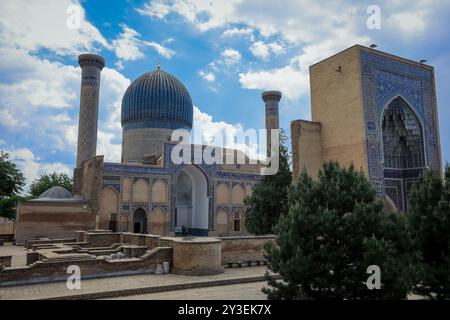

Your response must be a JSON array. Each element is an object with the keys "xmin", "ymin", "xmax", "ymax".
[{"xmin": 121, "ymin": 69, "xmax": 193, "ymax": 130}]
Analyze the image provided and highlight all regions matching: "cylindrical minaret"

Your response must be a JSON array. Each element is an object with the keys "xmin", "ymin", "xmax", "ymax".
[
  {"xmin": 262, "ymin": 91, "xmax": 281, "ymax": 155},
  {"xmin": 76, "ymin": 54, "xmax": 105, "ymax": 168}
]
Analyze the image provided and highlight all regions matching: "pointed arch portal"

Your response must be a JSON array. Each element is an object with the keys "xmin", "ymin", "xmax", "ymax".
[
  {"xmin": 175, "ymin": 165, "xmax": 209, "ymax": 236},
  {"xmin": 382, "ymin": 97, "xmax": 426, "ymax": 212}
]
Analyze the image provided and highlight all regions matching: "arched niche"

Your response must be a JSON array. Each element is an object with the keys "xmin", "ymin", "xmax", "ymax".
[
  {"xmin": 98, "ymin": 187, "xmax": 119, "ymax": 231},
  {"xmin": 231, "ymin": 184, "xmax": 244, "ymax": 205},
  {"xmin": 216, "ymin": 183, "xmax": 230, "ymax": 204},
  {"xmin": 152, "ymin": 179, "xmax": 167, "ymax": 203},
  {"xmin": 133, "ymin": 179, "xmax": 149, "ymax": 203}
]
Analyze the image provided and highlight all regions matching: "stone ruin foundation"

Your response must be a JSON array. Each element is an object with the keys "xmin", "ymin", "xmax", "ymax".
[{"xmin": 0, "ymin": 230, "xmax": 275, "ymax": 287}]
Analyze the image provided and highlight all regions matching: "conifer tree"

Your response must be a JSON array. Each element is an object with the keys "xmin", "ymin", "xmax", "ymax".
[
  {"xmin": 408, "ymin": 165, "xmax": 450, "ymax": 300},
  {"xmin": 244, "ymin": 130, "xmax": 291, "ymax": 235},
  {"xmin": 264, "ymin": 162, "xmax": 418, "ymax": 300}
]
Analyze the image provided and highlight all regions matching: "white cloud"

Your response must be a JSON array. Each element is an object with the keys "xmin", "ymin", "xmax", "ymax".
[
  {"xmin": 198, "ymin": 70, "xmax": 216, "ymax": 82},
  {"xmin": 221, "ymin": 48, "xmax": 241, "ymax": 65},
  {"xmin": 115, "ymin": 60, "xmax": 125, "ymax": 70},
  {"xmin": 137, "ymin": 0, "xmax": 450, "ymax": 101},
  {"xmin": 250, "ymin": 41, "xmax": 286, "ymax": 60},
  {"xmin": 239, "ymin": 66, "xmax": 309, "ymax": 101},
  {"xmin": 221, "ymin": 27, "xmax": 253, "ymax": 38},
  {"xmin": 193, "ymin": 106, "xmax": 243, "ymax": 144},
  {"xmin": 137, "ymin": 0, "xmax": 238, "ymax": 32},
  {"xmin": 250, "ymin": 41, "xmax": 270, "ymax": 60},
  {"xmin": 0, "ymin": 47, "xmax": 81, "ymax": 121},
  {"xmin": 0, "ymin": 46, "xmax": 130, "ymax": 161},
  {"xmin": 387, "ymin": 12, "xmax": 427, "ymax": 35},
  {"xmin": 0, "ymin": 0, "xmax": 130, "ymax": 179},
  {"xmin": 193, "ymin": 106, "xmax": 264, "ymax": 160},
  {"xmin": 144, "ymin": 41, "xmax": 175, "ymax": 59},
  {"xmin": 0, "ymin": 0, "xmax": 109, "ymax": 55},
  {"xmin": 112, "ymin": 24, "xmax": 146, "ymax": 60},
  {"xmin": 112, "ymin": 24, "xmax": 175, "ymax": 62},
  {"xmin": 97, "ymin": 131, "xmax": 122, "ymax": 163},
  {"xmin": 6, "ymin": 148, "xmax": 72, "ymax": 192},
  {"xmin": 268, "ymin": 42, "xmax": 285, "ymax": 55}
]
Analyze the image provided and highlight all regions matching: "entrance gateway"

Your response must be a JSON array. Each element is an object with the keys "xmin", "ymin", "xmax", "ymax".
[{"xmin": 175, "ymin": 165, "xmax": 209, "ymax": 236}]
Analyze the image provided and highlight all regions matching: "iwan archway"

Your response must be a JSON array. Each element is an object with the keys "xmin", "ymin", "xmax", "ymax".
[
  {"xmin": 175, "ymin": 165, "xmax": 209, "ymax": 236},
  {"xmin": 381, "ymin": 96, "xmax": 426, "ymax": 212}
]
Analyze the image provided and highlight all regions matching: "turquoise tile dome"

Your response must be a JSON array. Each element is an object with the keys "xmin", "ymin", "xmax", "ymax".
[{"xmin": 121, "ymin": 69, "xmax": 193, "ymax": 131}]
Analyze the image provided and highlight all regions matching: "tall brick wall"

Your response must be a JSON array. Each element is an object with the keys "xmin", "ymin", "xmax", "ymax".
[
  {"xmin": 291, "ymin": 120, "xmax": 323, "ymax": 181},
  {"xmin": 308, "ymin": 46, "xmax": 368, "ymax": 175},
  {"xmin": 15, "ymin": 202, "xmax": 95, "ymax": 245}
]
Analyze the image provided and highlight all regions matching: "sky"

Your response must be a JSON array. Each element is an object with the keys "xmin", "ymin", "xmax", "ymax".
[{"xmin": 0, "ymin": 0, "xmax": 449, "ymax": 190}]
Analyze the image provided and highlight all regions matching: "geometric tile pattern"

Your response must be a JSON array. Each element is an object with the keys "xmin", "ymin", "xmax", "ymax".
[
  {"xmin": 360, "ymin": 49, "xmax": 440, "ymax": 210},
  {"xmin": 102, "ymin": 143, "xmax": 260, "ymax": 232}
]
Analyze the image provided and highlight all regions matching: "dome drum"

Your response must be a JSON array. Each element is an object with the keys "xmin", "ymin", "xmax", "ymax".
[{"xmin": 121, "ymin": 69, "xmax": 193, "ymax": 163}]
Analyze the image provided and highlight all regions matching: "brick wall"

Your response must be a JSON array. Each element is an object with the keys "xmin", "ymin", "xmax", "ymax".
[
  {"xmin": 0, "ymin": 247, "xmax": 172, "ymax": 285},
  {"xmin": 219, "ymin": 235, "xmax": 276, "ymax": 264}
]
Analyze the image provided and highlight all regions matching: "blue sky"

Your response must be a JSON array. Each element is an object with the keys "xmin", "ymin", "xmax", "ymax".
[{"xmin": 0, "ymin": 0, "xmax": 448, "ymax": 188}]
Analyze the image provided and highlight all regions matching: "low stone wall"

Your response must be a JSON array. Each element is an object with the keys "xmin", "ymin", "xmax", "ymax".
[
  {"xmin": 84, "ymin": 232, "xmax": 121, "ymax": 247},
  {"xmin": 121, "ymin": 233, "xmax": 160, "ymax": 249},
  {"xmin": 76, "ymin": 231, "xmax": 160, "ymax": 249},
  {"xmin": 0, "ymin": 255, "xmax": 12, "ymax": 267},
  {"xmin": 25, "ymin": 238, "xmax": 76, "ymax": 250},
  {"xmin": 0, "ymin": 247, "xmax": 172, "ymax": 286},
  {"xmin": 219, "ymin": 235, "xmax": 276, "ymax": 264}
]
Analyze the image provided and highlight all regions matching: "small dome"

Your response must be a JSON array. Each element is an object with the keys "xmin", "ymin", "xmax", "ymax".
[
  {"xmin": 38, "ymin": 186, "xmax": 72, "ymax": 199},
  {"xmin": 121, "ymin": 69, "xmax": 193, "ymax": 131}
]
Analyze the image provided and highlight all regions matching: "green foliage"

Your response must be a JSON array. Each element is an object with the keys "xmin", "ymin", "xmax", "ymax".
[
  {"xmin": 264, "ymin": 161, "xmax": 418, "ymax": 300},
  {"xmin": 244, "ymin": 129, "xmax": 292, "ymax": 235},
  {"xmin": 29, "ymin": 172, "xmax": 73, "ymax": 198},
  {"xmin": 408, "ymin": 164, "xmax": 450, "ymax": 300},
  {"xmin": 0, "ymin": 151, "xmax": 25, "ymax": 199},
  {"xmin": 0, "ymin": 195, "xmax": 31, "ymax": 221}
]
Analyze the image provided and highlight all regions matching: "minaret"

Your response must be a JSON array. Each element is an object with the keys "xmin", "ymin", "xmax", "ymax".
[
  {"xmin": 73, "ymin": 54, "xmax": 104, "ymax": 195},
  {"xmin": 262, "ymin": 91, "xmax": 282, "ymax": 155},
  {"xmin": 76, "ymin": 54, "xmax": 105, "ymax": 168}
]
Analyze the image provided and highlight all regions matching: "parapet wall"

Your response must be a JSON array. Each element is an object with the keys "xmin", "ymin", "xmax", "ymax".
[{"xmin": 220, "ymin": 235, "xmax": 276, "ymax": 264}]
